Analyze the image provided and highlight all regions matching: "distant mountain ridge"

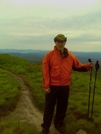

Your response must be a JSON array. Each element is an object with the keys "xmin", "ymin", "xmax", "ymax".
[
  {"xmin": 0, "ymin": 49, "xmax": 101, "ymax": 63},
  {"xmin": 0, "ymin": 49, "xmax": 49, "ymax": 53}
]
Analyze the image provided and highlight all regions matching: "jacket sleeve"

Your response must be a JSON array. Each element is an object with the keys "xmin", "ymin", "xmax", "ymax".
[
  {"xmin": 72, "ymin": 54, "xmax": 91, "ymax": 72},
  {"xmin": 42, "ymin": 53, "xmax": 50, "ymax": 89}
]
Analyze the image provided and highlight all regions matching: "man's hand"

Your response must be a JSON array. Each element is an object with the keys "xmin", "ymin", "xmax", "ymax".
[
  {"xmin": 44, "ymin": 88, "xmax": 50, "ymax": 93},
  {"xmin": 89, "ymin": 62, "xmax": 94, "ymax": 68}
]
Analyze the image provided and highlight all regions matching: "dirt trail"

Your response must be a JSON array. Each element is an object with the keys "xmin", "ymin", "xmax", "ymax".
[
  {"xmin": 1, "ymin": 70, "xmax": 86, "ymax": 134},
  {"xmin": 2, "ymin": 71, "xmax": 60, "ymax": 134}
]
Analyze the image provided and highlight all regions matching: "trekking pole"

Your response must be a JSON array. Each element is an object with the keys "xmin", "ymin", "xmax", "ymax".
[
  {"xmin": 87, "ymin": 59, "xmax": 93, "ymax": 119},
  {"xmin": 91, "ymin": 61, "xmax": 100, "ymax": 119}
]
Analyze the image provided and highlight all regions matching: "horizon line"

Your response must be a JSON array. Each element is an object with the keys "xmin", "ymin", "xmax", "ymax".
[{"xmin": 0, "ymin": 48, "xmax": 101, "ymax": 53}]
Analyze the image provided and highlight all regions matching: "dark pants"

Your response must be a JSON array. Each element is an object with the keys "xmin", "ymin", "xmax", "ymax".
[{"xmin": 42, "ymin": 85, "xmax": 69, "ymax": 129}]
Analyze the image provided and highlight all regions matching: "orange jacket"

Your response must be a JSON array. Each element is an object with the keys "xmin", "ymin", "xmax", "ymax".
[{"xmin": 42, "ymin": 46, "xmax": 91, "ymax": 89}]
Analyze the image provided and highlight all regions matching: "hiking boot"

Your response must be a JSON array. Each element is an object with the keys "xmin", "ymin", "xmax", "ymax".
[
  {"xmin": 40, "ymin": 123, "xmax": 49, "ymax": 134},
  {"xmin": 54, "ymin": 124, "xmax": 65, "ymax": 133},
  {"xmin": 40, "ymin": 128, "xmax": 49, "ymax": 134}
]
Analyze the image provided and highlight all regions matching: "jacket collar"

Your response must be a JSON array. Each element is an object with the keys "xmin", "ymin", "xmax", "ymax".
[{"xmin": 54, "ymin": 46, "xmax": 68, "ymax": 58}]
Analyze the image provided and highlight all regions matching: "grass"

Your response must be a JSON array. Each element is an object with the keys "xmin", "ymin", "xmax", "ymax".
[
  {"xmin": 27, "ymin": 65, "xmax": 101, "ymax": 134},
  {"xmin": 0, "ymin": 54, "xmax": 30, "ymax": 74},
  {"xmin": 0, "ymin": 69, "xmax": 20, "ymax": 116},
  {"xmin": 0, "ymin": 55, "xmax": 40, "ymax": 133},
  {"xmin": 0, "ymin": 119, "xmax": 38, "ymax": 134},
  {"xmin": 66, "ymin": 91, "xmax": 101, "ymax": 133},
  {"xmin": 0, "ymin": 54, "xmax": 101, "ymax": 133}
]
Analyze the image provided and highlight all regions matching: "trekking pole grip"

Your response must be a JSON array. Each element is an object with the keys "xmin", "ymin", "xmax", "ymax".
[
  {"xmin": 95, "ymin": 61, "xmax": 100, "ymax": 72},
  {"xmin": 88, "ymin": 58, "xmax": 93, "ymax": 70}
]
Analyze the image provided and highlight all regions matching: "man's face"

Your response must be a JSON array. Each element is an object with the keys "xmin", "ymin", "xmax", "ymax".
[{"xmin": 55, "ymin": 40, "xmax": 66, "ymax": 51}]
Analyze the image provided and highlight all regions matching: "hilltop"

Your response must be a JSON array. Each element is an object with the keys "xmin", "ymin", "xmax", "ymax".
[{"xmin": 0, "ymin": 54, "xmax": 101, "ymax": 134}]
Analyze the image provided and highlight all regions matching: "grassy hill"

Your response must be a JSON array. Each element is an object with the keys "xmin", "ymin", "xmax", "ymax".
[
  {"xmin": 0, "ymin": 54, "xmax": 39, "ymax": 134},
  {"xmin": 0, "ymin": 54, "xmax": 101, "ymax": 134},
  {"xmin": 0, "ymin": 68, "xmax": 20, "ymax": 116}
]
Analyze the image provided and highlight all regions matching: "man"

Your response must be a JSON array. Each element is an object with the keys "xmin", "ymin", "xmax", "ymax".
[{"xmin": 41, "ymin": 34, "xmax": 93, "ymax": 134}]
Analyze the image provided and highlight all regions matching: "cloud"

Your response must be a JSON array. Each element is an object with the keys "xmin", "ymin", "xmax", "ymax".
[
  {"xmin": 4, "ymin": 0, "xmax": 99, "ymax": 7},
  {"xmin": 0, "ymin": 0, "xmax": 101, "ymax": 51}
]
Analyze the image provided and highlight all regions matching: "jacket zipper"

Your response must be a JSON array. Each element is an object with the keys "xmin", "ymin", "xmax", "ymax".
[{"xmin": 60, "ymin": 58, "xmax": 62, "ymax": 86}]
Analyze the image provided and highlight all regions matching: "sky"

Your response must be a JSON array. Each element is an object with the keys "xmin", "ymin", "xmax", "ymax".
[{"xmin": 0, "ymin": 0, "xmax": 101, "ymax": 52}]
